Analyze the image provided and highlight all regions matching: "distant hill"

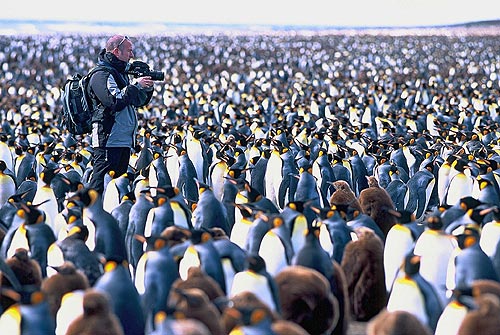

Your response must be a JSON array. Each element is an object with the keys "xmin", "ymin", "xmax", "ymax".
[{"xmin": 0, "ymin": 18, "xmax": 499, "ymax": 36}]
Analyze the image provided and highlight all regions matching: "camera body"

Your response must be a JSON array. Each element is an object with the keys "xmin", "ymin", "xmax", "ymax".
[{"xmin": 126, "ymin": 60, "xmax": 164, "ymax": 81}]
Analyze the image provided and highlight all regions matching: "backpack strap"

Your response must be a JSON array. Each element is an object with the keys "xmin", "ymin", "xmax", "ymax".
[{"xmin": 88, "ymin": 65, "xmax": 127, "ymax": 89}]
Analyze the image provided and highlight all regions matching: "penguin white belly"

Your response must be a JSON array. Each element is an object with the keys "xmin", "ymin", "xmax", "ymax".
[
  {"xmin": 0, "ymin": 302, "xmax": 23, "ymax": 335},
  {"xmin": 259, "ymin": 231, "xmax": 287, "ymax": 277},
  {"xmin": 7, "ymin": 226, "xmax": 30, "ymax": 259},
  {"xmin": 434, "ymin": 301, "xmax": 468, "ymax": 335},
  {"xmin": 319, "ymin": 223, "xmax": 333, "ymax": 256},
  {"xmin": 445, "ymin": 174, "xmax": 474, "ymax": 206},
  {"xmin": 187, "ymin": 141, "xmax": 204, "ymax": 182},
  {"xmin": 165, "ymin": 150, "xmax": 180, "ymax": 187},
  {"xmin": 387, "ymin": 278, "xmax": 428, "ymax": 327},
  {"xmin": 221, "ymin": 258, "xmax": 236, "ymax": 296},
  {"xmin": 0, "ymin": 175, "xmax": 16, "ymax": 206},
  {"xmin": 102, "ymin": 180, "xmax": 121, "ymax": 214},
  {"xmin": 479, "ymin": 222, "xmax": 500, "ymax": 257},
  {"xmin": 46, "ymin": 243, "xmax": 65, "ymax": 277},
  {"xmin": 383, "ymin": 226, "xmax": 414, "ymax": 291},
  {"xmin": 290, "ymin": 215, "xmax": 307, "ymax": 254},
  {"xmin": 210, "ymin": 162, "xmax": 227, "ymax": 201},
  {"xmin": 56, "ymin": 290, "xmax": 85, "ymax": 335},
  {"xmin": 134, "ymin": 252, "xmax": 158, "ymax": 294},
  {"xmin": 171, "ymin": 202, "xmax": 189, "ymax": 230},
  {"xmin": 0, "ymin": 142, "xmax": 13, "ymax": 171},
  {"xmin": 143, "ymin": 210, "xmax": 155, "ymax": 238},
  {"xmin": 265, "ymin": 152, "xmax": 282, "ymax": 208},
  {"xmin": 414, "ymin": 233, "xmax": 456, "ymax": 284},
  {"xmin": 230, "ymin": 271, "xmax": 277, "ymax": 312},
  {"xmin": 179, "ymin": 246, "xmax": 201, "ymax": 280},
  {"xmin": 32, "ymin": 186, "xmax": 58, "ymax": 232},
  {"xmin": 230, "ymin": 218, "xmax": 253, "ymax": 249}
]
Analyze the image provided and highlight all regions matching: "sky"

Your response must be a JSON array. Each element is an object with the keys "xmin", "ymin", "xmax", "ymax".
[{"xmin": 2, "ymin": 0, "xmax": 500, "ymax": 28}]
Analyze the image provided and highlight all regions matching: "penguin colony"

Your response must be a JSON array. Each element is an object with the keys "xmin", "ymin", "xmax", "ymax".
[{"xmin": 0, "ymin": 28, "xmax": 500, "ymax": 335}]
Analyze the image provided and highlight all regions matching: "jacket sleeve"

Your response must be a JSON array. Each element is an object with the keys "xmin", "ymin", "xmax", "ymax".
[{"xmin": 89, "ymin": 70, "xmax": 151, "ymax": 113}]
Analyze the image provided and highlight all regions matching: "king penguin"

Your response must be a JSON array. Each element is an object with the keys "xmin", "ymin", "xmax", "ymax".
[
  {"xmin": 178, "ymin": 229, "xmax": 227, "ymax": 293},
  {"xmin": 125, "ymin": 188, "xmax": 155, "ymax": 276},
  {"xmin": 229, "ymin": 253, "xmax": 281, "ymax": 314},
  {"xmin": 0, "ymin": 160, "xmax": 16, "ymax": 208},
  {"xmin": 2, "ymin": 202, "xmax": 56, "ymax": 278},
  {"xmin": 68, "ymin": 188, "xmax": 128, "ymax": 265},
  {"xmin": 94, "ymin": 261, "xmax": 145, "ymax": 335},
  {"xmin": 133, "ymin": 234, "xmax": 179, "ymax": 333},
  {"xmin": 192, "ymin": 179, "xmax": 230, "ymax": 236}
]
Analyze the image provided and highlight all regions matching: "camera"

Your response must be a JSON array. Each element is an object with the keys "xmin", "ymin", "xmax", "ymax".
[{"xmin": 126, "ymin": 60, "xmax": 165, "ymax": 81}]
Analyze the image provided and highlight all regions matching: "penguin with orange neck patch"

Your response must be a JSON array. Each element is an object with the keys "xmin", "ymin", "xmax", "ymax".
[
  {"xmin": 94, "ymin": 260, "xmax": 145, "ymax": 335},
  {"xmin": 1, "ymin": 201, "xmax": 56, "ymax": 278},
  {"xmin": 178, "ymin": 229, "xmax": 226, "ymax": 294}
]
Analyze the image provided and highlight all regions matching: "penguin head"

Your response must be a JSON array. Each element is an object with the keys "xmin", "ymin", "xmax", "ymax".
[
  {"xmin": 155, "ymin": 185, "xmax": 179, "ymax": 199},
  {"xmin": 62, "ymin": 201, "xmax": 83, "ymax": 223},
  {"xmin": 39, "ymin": 165, "xmax": 62, "ymax": 185},
  {"xmin": 286, "ymin": 201, "xmax": 306, "ymax": 213},
  {"xmin": 388, "ymin": 209, "xmax": 416, "ymax": 225},
  {"xmin": 69, "ymin": 187, "xmax": 100, "ymax": 207},
  {"xmin": 459, "ymin": 196, "xmax": 483, "ymax": 211},
  {"xmin": 403, "ymin": 252, "xmax": 421, "ymax": 277},
  {"xmin": 17, "ymin": 202, "xmax": 46, "ymax": 225},
  {"xmin": 245, "ymin": 253, "xmax": 266, "ymax": 273},
  {"xmin": 425, "ymin": 212, "xmax": 443, "ymax": 230},
  {"xmin": 160, "ymin": 226, "xmax": 191, "ymax": 248},
  {"xmin": 0, "ymin": 159, "xmax": 7, "ymax": 173},
  {"xmin": 195, "ymin": 179, "xmax": 212, "ymax": 195},
  {"xmin": 189, "ymin": 229, "xmax": 212, "ymax": 245},
  {"xmin": 66, "ymin": 225, "xmax": 89, "ymax": 241},
  {"xmin": 456, "ymin": 225, "xmax": 481, "ymax": 250},
  {"xmin": 136, "ymin": 234, "xmax": 169, "ymax": 252},
  {"xmin": 223, "ymin": 291, "xmax": 274, "ymax": 330},
  {"xmin": 1, "ymin": 248, "xmax": 43, "ymax": 309}
]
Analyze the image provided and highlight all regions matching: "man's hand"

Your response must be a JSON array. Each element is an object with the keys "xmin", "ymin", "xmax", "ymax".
[{"xmin": 135, "ymin": 76, "xmax": 154, "ymax": 88}]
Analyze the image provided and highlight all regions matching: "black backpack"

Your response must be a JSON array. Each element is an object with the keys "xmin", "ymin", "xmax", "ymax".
[{"xmin": 60, "ymin": 66, "xmax": 113, "ymax": 135}]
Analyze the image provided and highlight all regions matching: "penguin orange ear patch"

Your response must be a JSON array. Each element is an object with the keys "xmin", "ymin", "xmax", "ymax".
[
  {"xmin": 225, "ymin": 307, "xmax": 242, "ymax": 320},
  {"xmin": 464, "ymin": 236, "xmax": 476, "ymax": 248},
  {"xmin": 31, "ymin": 291, "xmax": 44, "ymax": 304},
  {"xmin": 154, "ymin": 239, "xmax": 166, "ymax": 250},
  {"xmin": 250, "ymin": 309, "xmax": 266, "ymax": 324},
  {"xmin": 273, "ymin": 217, "xmax": 283, "ymax": 227},
  {"xmin": 154, "ymin": 311, "xmax": 167, "ymax": 324},
  {"xmin": 201, "ymin": 232, "xmax": 211, "ymax": 243},
  {"xmin": 16, "ymin": 209, "xmax": 25, "ymax": 218}
]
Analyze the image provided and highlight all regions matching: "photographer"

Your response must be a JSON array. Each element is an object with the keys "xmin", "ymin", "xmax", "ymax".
[{"xmin": 87, "ymin": 34, "xmax": 156, "ymax": 194}]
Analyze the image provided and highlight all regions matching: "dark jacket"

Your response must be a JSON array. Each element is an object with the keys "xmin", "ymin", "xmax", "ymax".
[{"xmin": 88, "ymin": 49, "xmax": 153, "ymax": 148}]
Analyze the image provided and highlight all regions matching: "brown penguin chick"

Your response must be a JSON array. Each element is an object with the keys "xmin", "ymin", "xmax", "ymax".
[
  {"xmin": 358, "ymin": 176, "xmax": 397, "ymax": 237},
  {"xmin": 41, "ymin": 261, "xmax": 90, "ymax": 317},
  {"xmin": 171, "ymin": 266, "xmax": 226, "ymax": 303},
  {"xmin": 65, "ymin": 289, "xmax": 124, "ymax": 335},
  {"xmin": 0, "ymin": 248, "xmax": 42, "ymax": 311},
  {"xmin": 168, "ymin": 287, "xmax": 225, "ymax": 335},
  {"xmin": 457, "ymin": 293, "xmax": 500, "ymax": 335},
  {"xmin": 329, "ymin": 180, "xmax": 363, "ymax": 213},
  {"xmin": 160, "ymin": 225, "xmax": 192, "ymax": 248},
  {"xmin": 340, "ymin": 226, "xmax": 387, "ymax": 321},
  {"xmin": 366, "ymin": 309, "xmax": 432, "ymax": 335},
  {"xmin": 471, "ymin": 279, "xmax": 500, "ymax": 299},
  {"xmin": 275, "ymin": 265, "xmax": 339, "ymax": 335},
  {"xmin": 272, "ymin": 320, "xmax": 310, "ymax": 335},
  {"xmin": 332, "ymin": 260, "xmax": 351, "ymax": 335}
]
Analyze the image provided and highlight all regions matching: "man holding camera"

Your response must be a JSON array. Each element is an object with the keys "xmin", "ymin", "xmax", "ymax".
[{"xmin": 87, "ymin": 34, "xmax": 155, "ymax": 194}]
